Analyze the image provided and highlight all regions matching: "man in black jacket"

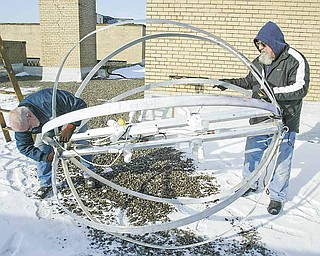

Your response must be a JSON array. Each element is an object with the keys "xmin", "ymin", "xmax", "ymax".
[{"xmin": 217, "ymin": 21, "xmax": 310, "ymax": 215}]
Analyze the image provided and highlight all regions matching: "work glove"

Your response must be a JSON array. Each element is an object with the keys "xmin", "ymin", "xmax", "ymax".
[
  {"xmin": 252, "ymin": 81, "xmax": 274, "ymax": 101},
  {"xmin": 213, "ymin": 79, "xmax": 229, "ymax": 91},
  {"xmin": 252, "ymin": 82, "xmax": 270, "ymax": 101},
  {"xmin": 46, "ymin": 151, "xmax": 55, "ymax": 162},
  {"xmin": 258, "ymin": 89, "xmax": 268, "ymax": 99},
  {"xmin": 59, "ymin": 123, "xmax": 76, "ymax": 142}
]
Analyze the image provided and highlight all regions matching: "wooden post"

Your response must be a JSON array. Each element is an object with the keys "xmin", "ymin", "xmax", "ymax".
[
  {"xmin": 0, "ymin": 36, "xmax": 24, "ymax": 101},
  {"xmin": 0, "ymin": 35, "xmax": 24, "ymax": 142}
]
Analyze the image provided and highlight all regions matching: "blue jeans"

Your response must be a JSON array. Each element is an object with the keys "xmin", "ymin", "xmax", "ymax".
[
  {"xmin": 36, "ymin": 124, "xmax": 94, "ymax": 187},
  {"xmin": 243, "ymin": 132, "xmax": 296, "ymax": 202}
]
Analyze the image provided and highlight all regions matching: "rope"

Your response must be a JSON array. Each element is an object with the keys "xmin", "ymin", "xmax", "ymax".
[{"xmin": 263, "ymin": 126, "xmax": 288, "ymax": 195}]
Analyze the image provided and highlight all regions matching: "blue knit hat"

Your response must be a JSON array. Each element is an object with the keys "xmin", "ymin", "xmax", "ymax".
[{"xmin": 254, "ymin": 21, "xmax": 287, "ymax": 59}]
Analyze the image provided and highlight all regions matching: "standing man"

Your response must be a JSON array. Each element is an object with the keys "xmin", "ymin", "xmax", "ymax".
[
  {"xmin": 9, "ymin": 88, "xmax": 96, "ymax": 199},
  {"xmin": 217, "ymin": 21, "xmax": 310, "ymax": 215}
]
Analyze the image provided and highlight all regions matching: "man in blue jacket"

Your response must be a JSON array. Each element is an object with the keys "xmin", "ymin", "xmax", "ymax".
[
  {"xmin": 217, "ymin": 21, "xmax": 310, "ymax": 215},
  {"xmin": 9, "ymin": 88, "xmax": 96, "ymax": 199}
]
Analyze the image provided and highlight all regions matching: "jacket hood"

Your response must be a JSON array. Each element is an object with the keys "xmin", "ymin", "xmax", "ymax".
[{"xmin": 254, "ymin": 21, "xmax": 287, "ymax": 59}]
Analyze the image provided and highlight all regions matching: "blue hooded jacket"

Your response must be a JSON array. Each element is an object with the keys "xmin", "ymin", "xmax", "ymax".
[
  {"xmin": 15, "ymin": 88, "xmax": 87, "ymax": 162},
  {"xmin": 254, "ymin": 21, "xmax": 287, "ymax": 59}
]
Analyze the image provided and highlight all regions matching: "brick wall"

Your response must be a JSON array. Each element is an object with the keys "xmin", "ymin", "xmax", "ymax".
[
  {"xmin": 0, "ymin": 23, "xmax": 145, "ymax": 65},
  {"xmin": 0, "ymin": 24, "xmax": 41, "ymax": 58},
  {"xmin": 96, "ymin": 24, "xmax": 145, "ymax": 64},
  {"xmin": 145, "ymin": 0, "xmax": 320, "ymax": 101},
  {"xmin": 39, "ymin": 0, "xmax": 96, "ymax": 69},
  {"xmin": 1, "ymin": 41, "xmax": 27, "ymax": 65},
  {"xmin": 79, "ymin": 0, "xmax": 97, "ymax": 68}
]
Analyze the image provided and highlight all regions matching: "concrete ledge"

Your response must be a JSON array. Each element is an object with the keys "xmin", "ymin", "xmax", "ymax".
[{"xmin": 41, "ymin": 66, "xmax": 94, "ymax": 82}]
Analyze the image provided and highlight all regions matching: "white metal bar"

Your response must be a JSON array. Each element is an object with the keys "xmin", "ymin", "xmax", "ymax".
[
  {"xmin": 62, "ymin": 122, "xmax": 281, "ymax": 157},
  {"xmin": 42, "ymin": 95, "xmax": 279, "ymax": 141},
  {"xmin": 70, "ymin": 108, "xmax": 274, "ymax": 141}
]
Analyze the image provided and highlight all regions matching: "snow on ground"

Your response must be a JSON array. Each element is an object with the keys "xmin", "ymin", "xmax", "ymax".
[
  {"xmin": 108, "ymin": 64, "xmax": 145, "ymax": 79},
  {"xmin": 99, "ymin": 64, "xmax": 145, "ymax": 80},
  {"xmin": 0, "ymin": 79, "xmax": 320, "ymax": 255}
]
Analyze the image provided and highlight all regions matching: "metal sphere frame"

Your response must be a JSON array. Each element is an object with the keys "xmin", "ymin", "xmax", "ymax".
[{"xmin": 42, "ymin": 19, "xmax": 283, "ymax": 248}]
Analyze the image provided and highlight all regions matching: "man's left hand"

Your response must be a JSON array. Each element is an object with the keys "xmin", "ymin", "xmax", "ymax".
[{"xmin": 46, "ymin": 151, "xmax": 55, "ymax": 162}]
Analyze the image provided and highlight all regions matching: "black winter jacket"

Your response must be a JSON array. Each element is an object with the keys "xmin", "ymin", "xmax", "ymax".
[
  {"xmin": 225, "ymin": 45, "xmax": 309, "ymax": 133},
  {"xmin": 223, "ymin": 21, "xmax": 309, "ymax": 133}
]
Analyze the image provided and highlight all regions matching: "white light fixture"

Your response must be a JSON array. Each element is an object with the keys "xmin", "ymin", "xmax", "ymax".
[{"xmin": 123, "ymin": 147, "xmax": 133, "ymax": 163}]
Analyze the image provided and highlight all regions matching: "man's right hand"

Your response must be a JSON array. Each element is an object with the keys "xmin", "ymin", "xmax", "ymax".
[{"xmin": 60, "ymin": 124, "xmax": 76, "ymax": 142}]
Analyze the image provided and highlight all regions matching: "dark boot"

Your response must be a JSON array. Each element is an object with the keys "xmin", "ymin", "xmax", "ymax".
[
  {"xmin": 267, "ymin": 200, "xmax": 283, "ymax": 215},
  {"xmin": 35, "ymin": 186, "xmax": 53, "ymax": 199}
]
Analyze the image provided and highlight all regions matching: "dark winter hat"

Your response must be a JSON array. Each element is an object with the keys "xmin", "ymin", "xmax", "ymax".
[{"xmin": 254, "ymin": 21, "xmax": 287, "ymax": 59}]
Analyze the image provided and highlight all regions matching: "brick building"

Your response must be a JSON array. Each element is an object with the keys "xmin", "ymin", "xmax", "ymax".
[
  {"xmin": 145, "ymin": 0, "xmax": 320, "ymax": 101},
  {"xmin": 0, "ymin": 0, "xmax": 318, "ymax": 100},
  {"xmin": 0, "ymin": 0, "xmax": 145, "ymax": 81}
]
